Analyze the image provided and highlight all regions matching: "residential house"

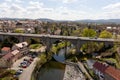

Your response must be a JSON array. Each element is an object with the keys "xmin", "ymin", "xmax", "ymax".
[
  {"xmin": 0, "ymin": 49, "xmax": 22, "ymax": 68},
  {"xmin": 12, "ymin": 42, "xmax": 29, "ymax": 55},
  {"xmin": 1, "ymin": 47, "xmax": 10, "ymax": 55},
  {"xmin": 0, "ymin": 53, "xmax": 13, "ymax": 68},
  {"xmin": 93, "ymin": 62, "xmax": 108, "ymax": 80},
  {"xmin": 104, "ymin": 66, "xmax": 120, "ymax": 80},
  {"xmin": 11, "ymin": 50, "xmax": 21, "ymax": 62},
  {"xmin": 93, "ymin": 61, "xmax": 120, "ymax": 80}
]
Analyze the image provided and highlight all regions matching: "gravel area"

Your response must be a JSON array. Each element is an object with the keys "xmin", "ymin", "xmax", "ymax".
[{"xmin": 63, "ymin": 65, "xmax": 85, "ymax": 80}]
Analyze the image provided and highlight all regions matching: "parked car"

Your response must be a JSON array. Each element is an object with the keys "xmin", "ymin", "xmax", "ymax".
[
  {"xmin": 24, "ymin": 58, "xmax": 28, "ymax": 61},
  {"xmin": 14, "ymin": 69, "xmax": 23, "ymax": 77},
  {"xmin": 17, "ymin": 69, "xmax": 23, "ymax": 73},
  {"xmin": 20, "ymin": 61, "xmax": 28, "ymax": 68},
  {"xmin": 31, "ymin": 55, "xmax": 37, "ymax": 58},
  {"xmin": 29, "ymin": 58, "xmax": 34, "ymax": 61},
  {"xmin": 21, "ymin": 63, "xmax": 27, "ymax": 68}
]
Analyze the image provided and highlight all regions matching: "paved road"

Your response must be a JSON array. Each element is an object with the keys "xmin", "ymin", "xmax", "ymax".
[{"xmin": 77, "ymin": 61, "xmax": 93, "ymax": 80}]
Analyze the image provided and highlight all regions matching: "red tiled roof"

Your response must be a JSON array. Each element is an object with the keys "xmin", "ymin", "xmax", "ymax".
[
  {"xmin": 105, "ymin": 66, "xmax": 120, "ymax": 80},
  {"xmin": 2, "ymin": 53, "xmax": 13, "ymax": 61},
  {"xmin": 93, "ymin": 62, "xmax": 108, "ymax": 73},
  {"xmin": 1, "ymin": 47, "xmax": 10, "ymax": 51}
]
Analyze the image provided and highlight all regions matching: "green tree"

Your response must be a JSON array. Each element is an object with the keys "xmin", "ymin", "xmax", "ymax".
[
  {"xmin": 81, "ymin": 42, "xmax": 104, "ymax": 54},
  {"xmin": 82, "ymin": 28, "xmax": 96, "ymax": 37},
  {"xmin": 14, "ymin": 28, "xmax": 25, "ymax": 33},
  {"xmin": 71, "ymin": 29, "xmax": 81, "ymax": 36},
  {"xmin": 99, "ymin": 30, "xmax": 112, "ymax": 38}
]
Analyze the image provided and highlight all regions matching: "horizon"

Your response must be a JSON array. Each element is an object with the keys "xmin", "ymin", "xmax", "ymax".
[
  {"xmin": 1, "ymin": 17, "xmax": 120, "ymax": 21},
  {"xmin": 0, "ymin": 0, "xmax": 120, "ymax": 20}
]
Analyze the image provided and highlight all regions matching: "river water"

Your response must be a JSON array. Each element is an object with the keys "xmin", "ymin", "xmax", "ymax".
[{"xmin": 37, "ymin": 48, "xmax": 67, "ymax": 80}]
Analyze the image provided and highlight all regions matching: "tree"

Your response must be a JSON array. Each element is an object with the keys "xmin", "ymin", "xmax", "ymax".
[
  {"xmin": 81, "ymin": 42, "xmax": 104, "ymax": 54},
  {"xmin": 82, "ymin": 28, "xmax": 96, "ymax": 37},
  {"xmin": 71, "ymin": 29, "xmax": 81, "ymax": 36},
  {"xmin": 99, "ymin": 30, "xmax": 112, "ymax": 38},
  {"xmin": 14, "ymin": 28, "xmax": 25, "ymax": 33}
]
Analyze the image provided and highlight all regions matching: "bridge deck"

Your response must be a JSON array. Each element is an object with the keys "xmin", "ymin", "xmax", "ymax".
[{"xmin": 0, "ymin": 32, "xmax": 117, "ymax": 42}]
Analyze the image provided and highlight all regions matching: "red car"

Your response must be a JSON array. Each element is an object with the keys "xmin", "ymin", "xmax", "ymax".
[{"xmin": 29, "ymin": 58, "xmax": 34, "ymax": 61}]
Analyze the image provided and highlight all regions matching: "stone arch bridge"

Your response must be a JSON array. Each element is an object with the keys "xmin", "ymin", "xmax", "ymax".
[{"xmin": 0, "ymin": 32, "xmax": 117, "ymax": 53}]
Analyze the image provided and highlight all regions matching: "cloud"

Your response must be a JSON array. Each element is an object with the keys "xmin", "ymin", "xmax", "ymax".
[
  {"xmin": 50, "ymin": 0, "xmax": 78, "ymax": 4},
  {"xmin": 5, "ymin": 0, "xmax": 23, "ymax": 3},
  {"xmin": 103, "ymin": 2, "xmax": 120, "ymax": 10},
  {"xmin": 102, "ymin": 2, "xmax": 120, "ymax": 19},
  {"xmin": 63, "ymin": 0, "xmax": 78, "ymax": 3},
  {"xmin": 0, "ymin": 1, "xmax": 99, "ymax": 20}
]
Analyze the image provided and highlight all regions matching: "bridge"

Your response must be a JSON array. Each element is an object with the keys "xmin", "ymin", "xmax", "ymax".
[{"xmin": 0, "ymin": 32, "xmax": 117, "ymax": 53}]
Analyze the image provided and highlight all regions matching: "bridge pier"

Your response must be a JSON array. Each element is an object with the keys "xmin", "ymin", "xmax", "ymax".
[
  {"xmin": 76, "ymin": 41, "xmax": 81, "ymax": 54},
  {"xmin": 75, "ymin": 40, "xmax": 85, "ymax": 54},
  {"xmin": 0, "ymin": 35, "xmax": 4, "ymax": 41},
  {"xmin": 41, "ymin": 37, "xmax": 52, "ymax": 53},
  {"xmin": 104, "ymin": 42, "xmax": 114, "ymax": 48}
]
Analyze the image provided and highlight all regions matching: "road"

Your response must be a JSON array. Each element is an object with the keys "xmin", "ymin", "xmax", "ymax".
[{"xmin": 77, "ymin": 61, "xmax": 93, "ymax": 80}]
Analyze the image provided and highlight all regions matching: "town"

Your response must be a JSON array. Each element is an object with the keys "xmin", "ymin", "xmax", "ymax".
[{"xmin": 0, "ymin": 19, "xmax": 120, "ymax": 80}]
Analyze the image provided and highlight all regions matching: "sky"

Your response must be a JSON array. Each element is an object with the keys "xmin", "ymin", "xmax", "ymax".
[{"xmin": 0, "ymin": 0, "xmax": 120, "ymax": 20}]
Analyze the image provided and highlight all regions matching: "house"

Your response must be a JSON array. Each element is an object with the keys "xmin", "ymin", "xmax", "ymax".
[
  {"xmin": 0, "ymin": 49, "xmax": 22, "ymax": 68},
  {"xmin": 105, "ymin": 66, "xmax": 120, "ymax": 80},
  {"xmin": 12, "ymin": 42, "xmax": 29, "ymax": 55},
  {"xmin": 93, "ymin": 61, "xmax": 108, "ymax": 80},
  {"xmin": 11, "ymin": 50, "xmax": 22, "ymax": 62},
  {"xmin": 93, "ymin": 61, "xmax": 120, "ymax": 80},
  {"xmin": 1, "ymin": 47, "xmax": 10, "ymax": 55},
  {"xmin": 25, "ymin": 28, "xmax": 35, "ymax": 33},
  {"xmin": 0, "ymin": 53, "xmax": 13, "ymax": 68}
]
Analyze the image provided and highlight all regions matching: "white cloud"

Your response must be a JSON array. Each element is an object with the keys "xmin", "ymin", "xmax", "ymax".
[
  {"xmin": 63, "ymin": 0, "xmax": 78, "ymax": 3},
  {"xmin": 103, "ymin": 2, "xmax": 120, "ymax": 10},
  {"xmin": 0, "ymin": 1, "xmax": 101, "ymax": 20},
  {"xmin": 29, "ymin": 1, "xmax": 44, "ymax": 7},
  {"xmin": 5, "ymin": 0, "xmax": 23, "ymax": 3},
  {"xmin": 101, "ymin": 2, "xmax": 120, "ymax": 19},
  {"xmin": 0, "ymin": 0, "xmax": 88, "ymax": 20},
  {"xmin": 50, "ymin": 0, "xmax": 78, "ymax": 4}
]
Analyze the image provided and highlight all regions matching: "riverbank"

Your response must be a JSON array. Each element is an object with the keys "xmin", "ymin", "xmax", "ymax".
[{"xmin": 63, "ymin": 65, "xmax": 85, "ymax": 80}]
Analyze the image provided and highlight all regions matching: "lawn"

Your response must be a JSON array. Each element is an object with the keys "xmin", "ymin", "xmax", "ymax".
[{"xmin": 29, "ymin": 44, "xmax": 42, "ymax": 49}]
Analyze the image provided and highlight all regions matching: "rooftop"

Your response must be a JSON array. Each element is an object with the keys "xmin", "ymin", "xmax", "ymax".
[
  {"xmin": 15, "ymin": 42, "xmax": 28, "ymax": 48},
  {"xmin": 105, "ymin": 66, "xmax": 120, "ymax": 80},
  {"xmin": 11, "ymin": 50, "xmax": 19, "ymax": 56},
  {"xmin": 2, "ymin": 53, "xmax": 13, "ymax": 61},
  {"xmin": 93, "ymin": 61, "xmax": 120, "ymax": 80},
  {"xmin": 93, "ymin": 62, "xmax": 109, "ymax": 73},
  {"xmin": 1, "ymin": 47, "xmax": 10, "ymax": 51}
]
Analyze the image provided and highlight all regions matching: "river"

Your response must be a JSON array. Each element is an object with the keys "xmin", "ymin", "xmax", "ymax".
[{"xmin": 37, "ymin": 48, "xmax": 68, "ymax": 80}]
